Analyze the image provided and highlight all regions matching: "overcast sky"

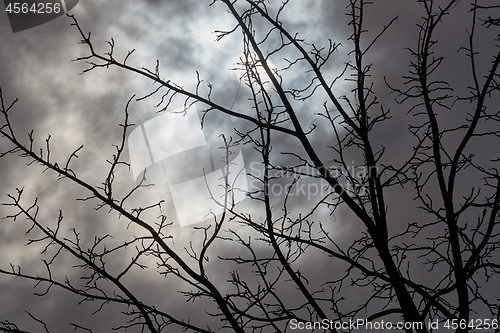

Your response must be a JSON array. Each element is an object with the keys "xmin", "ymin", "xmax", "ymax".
[{"xmin": 1, "ymin": 1, "xmax": 499, "ymax": 332}]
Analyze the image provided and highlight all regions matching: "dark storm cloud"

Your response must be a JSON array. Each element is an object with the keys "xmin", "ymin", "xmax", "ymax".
[
  {"xmin": 0, "ymin": 1, "xmax": 248, "ymax": 330},
  {"xmin": 1, "ymin": 0, "xmax": 499, "ymax": 332},
  {"xmin": 306, "ymin": 2, "xmax": 500, "ymax": 325}
]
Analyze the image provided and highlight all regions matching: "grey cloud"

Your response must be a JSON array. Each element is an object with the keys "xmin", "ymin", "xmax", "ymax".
[{"xmin": 1, "ymin": 0, "xmax": 499, "ymax": 332}]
